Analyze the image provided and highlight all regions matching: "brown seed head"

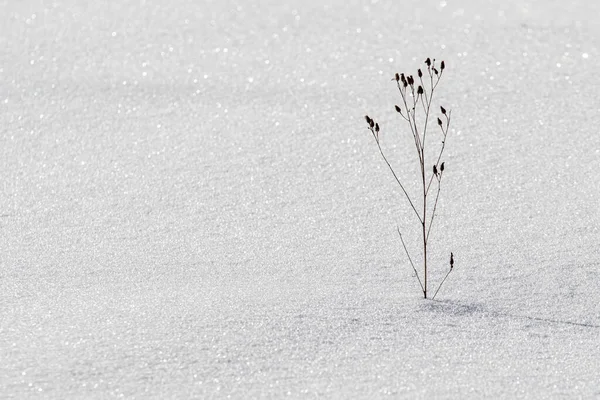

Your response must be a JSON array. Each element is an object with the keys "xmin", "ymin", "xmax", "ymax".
[
  {"xmin": 441, "ymin": 60, "xmax": 445, "ymax": 71},
  {"xmin": 433, "ymin": 165, "xmax": 438, "ymax": 175},
  {"xmin": 395, "ymin": 105, "xmax": 401, "ymax": 113},
  {"xmin": 450, "ymin": 252, "xmax": 454, "ymax": 268},
  {"xmin": 369, "ymin": 119, "xmax": 374, "ymax": 128},
  {"xmin": 365, "ymin": 115, "xmax": 371, "ymax": 124},
  {"xmin": 437, "ymin": 117, "xmax": 443, "ymax": 126},
  {"xmin": 425, "ymin": 57, "xmax": 431, "ymax": 67},
  {"xmin": 400, "ymin": 73, "xmax": 407, "ymax": 87},
  {"xmin": 375, "ymin": 123, "xmax": 380, "ymax": 133},
  {"xmin": 395, "ymin": 73, "xmax": 400, "ymax": 82},
  {"xmin": 417, "ymin": 86, "xmax": 423, "ymax": 95},
  {"xmin": 440, "ymin": 162, "xmax": 445, "ymax": 172},
  {"xmin": 418, "ymin": 69, "xmax": 423, "ymax": 78},
  {"xmin": 433, "ymin": 67, "xmax": 439, "ymax": 75},
  {"xmin": 440, "ymin": 106, "xmax": 447, "ymax": 115}
]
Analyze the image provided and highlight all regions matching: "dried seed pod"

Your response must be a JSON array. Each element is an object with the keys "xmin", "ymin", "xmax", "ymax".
[
  {"xmin": 441, "ymin": 60, "xmax": 445, "ymax": 71},
  {"xmin": 375, "ymin": 123, "xmax": 380, "ymax": 133},
  {"xmin": 407, "ymin": 75, "xmax": 414, "ymax": 85},
  {"xmin": 437, "ymin": 117, "xmax": 443, "ymax": 126},
  {"xmin": 417, "ymin": 86, "xmax": 423, "ymax": 95},
  {"xmin": 400, "ymin": 73, "xmax": 407, "ymax": 87},
  {"xmin": 369, "ymin": 119, "xmax": 375, "ymax": 128},
  {"xmin": 418, "ymin": 69, "xmax": 423, "ymax": 78},
  {"xmin": 440, "ymin": 162, "xmax": 445, "ymax": 172},
  {"xmin": 395, "ymin": 105, "xmax": 401, "ymax": 113},
  {"xmin": 450, "ymin": 252, "xmax": 454, "ymax": 269},
  {"xmin": 425, "ymin": 57, "xmax": 431, "ymax": 67},
  {"xmin": 440, "ymin": 106, "xmax": 446, "ymax": 115},
  {"xmin": 433, "ymin": 164, "xmax": 438, "ymax": 175},
  {"xmin": 433, "ymin": 68, "xmax": 439, "ymax": 75},
  {"xmin": 365, "ymin": 115, "xmax": 371, "ymax": 124},
  {"xmin": 395, "ymin": 73, "xmax": 400, "ymax": 82}
]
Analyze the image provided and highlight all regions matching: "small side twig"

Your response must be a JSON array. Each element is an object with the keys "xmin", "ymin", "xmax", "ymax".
[
  {"xmin": 366, "ymin": 121, "xmax": 423, "ymax": 224},
  {"xmin": 426, "ymin": 167, "xmax": 443, "ymax": 243},
  {"xmin": 426, "ymin": 110, "xmax": 450, "ymax": 196},
  {"xmin": 397, "ymin": 226, "xmax": 424, "ymax": 295},
  {"xmin": 432, "ymin": 252, "xmax": 454, "ymax": 300}
]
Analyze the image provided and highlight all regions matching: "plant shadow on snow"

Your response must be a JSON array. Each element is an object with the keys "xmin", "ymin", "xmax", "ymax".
[
  {"xmin": 421, "ymin": 300, "xmax": 600, "ymax": 329},
  {"xmin": 419, "ymin": 300, "xmax": 486, "ymax": 317}
]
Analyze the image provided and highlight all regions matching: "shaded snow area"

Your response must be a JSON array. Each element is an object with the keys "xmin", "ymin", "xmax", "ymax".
[{"xmin": 2, "ymin": 0, "xmax": 600, "ymax": 398}]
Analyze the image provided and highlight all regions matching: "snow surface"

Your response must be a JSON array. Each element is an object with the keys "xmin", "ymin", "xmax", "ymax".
[{"xmin": 1, "ymin": 0, "xmax": 600, "ymax": 398}]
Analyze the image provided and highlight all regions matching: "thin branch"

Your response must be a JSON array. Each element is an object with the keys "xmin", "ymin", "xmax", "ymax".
[
  {"xmin": 411, "ymin": 108, "xmax": 422, "ymax": 165},
  {"xmin": 419, "ymin": 74, "xmax": 429, "ymax": 108},
  {"xmin": 426, "ymin": 173, "xmax": 442, "ymax": 243},
  {"xmin": 406, "ymin": 90, "xmax": 425, "ymax": 181},
  {"xmin": 434, "ymin": 111, "xmax": 451, "ymax": 167},
  {"xmin": 398, "ymin": 227, "xmax": 424, "ymax": 294},
  {"xmin": 433, "ymin": 70, "xmax": 443, "ymax": 90},
  {"xmin": 420, "ymin": 93, "xmax": 428, "ymax": 117},
  {"xmin": 397, "ymin": 82, "xmax": 423, "ymax": 158},
  {"xmin": 426, "ymin": 169, "xmax": 436, "ymax": 195},
  {"xmin": 432, "ymin": 268, "xmax": 452, "ymax": 300},
  {"xmin": 421, "ymin": 86, "xmax": 434, "ymax": 156},
  {"xmin": 371, "ymin": 130, "xmax": 423, "ymax": 224},
  {"xmin": 396, "ymin": 107, "xmax": 410, "ymax": 122},
  {"xmin": 425, "ymin": 111, "xmax": 451, "ymax": 196},
  {"xmin": 431, "ymin": 61, "xmax": 443, "ymax": 91}
]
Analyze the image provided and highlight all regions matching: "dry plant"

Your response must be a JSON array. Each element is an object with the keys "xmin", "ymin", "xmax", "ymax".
[{"xmin": 364, "ymin": 57, "xmax": 455, "ymax": 299}]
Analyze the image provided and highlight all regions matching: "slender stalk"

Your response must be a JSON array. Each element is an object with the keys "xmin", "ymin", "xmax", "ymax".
[
  {"xmin": 426, "ymin": 111, "xmax": 451, "ymax": 196},
  {"xmin": 371, "ymin": 130, "xmax": 422, "ymax": 224},
  {"xmin": 432, "ymin": 268, "xmax": 452, "ymax": 300},
  {"xmin": 419, "ymin": 75, "xmax": 429, "ymax": 108},
  {"xmin": 397, "ymin": 83, "xmax": 423, "ymax": 159},
  {"xmin": 397, "ymin": 227, "xmax": 424, "ymax": 295},
  {"xmin": 421, "ymin": 81, "xmax": 434, "ymax": 152},
  {"xmin": 422, "ymin": 132, "xmax": 427, "ymax": 298},
  {"xmin": 364, "ymin": 57, "xmax": 453, "ymax": 299},
  {"xmin": 427, "ymin": 173, "xmax": 442, "ymax": 243},
  {"xmin": 423, "ymin": 221, "xmax": 427, "ymax": 298}
]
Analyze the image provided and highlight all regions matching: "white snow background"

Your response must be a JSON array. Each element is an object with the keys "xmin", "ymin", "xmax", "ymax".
[{"xmin": 1, "ymin": 0, "xmax": 600, "ymax": 398}]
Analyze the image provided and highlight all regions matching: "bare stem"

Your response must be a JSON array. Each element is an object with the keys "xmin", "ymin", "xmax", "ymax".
[
  {"xmin": 419, "ymin": 75, "xmax": 429, "ymax": 108},
  {"xmin": 397, "ymin": 227, "xmax": 425, "ymax": 295},
  {"xmin": 371, "ymin": 130, "xmax": 423, "ymax": 224},
  {"xmin": 421, "ymin": 79, "xmax": 435, "ymax": 152},
  {"xmin": 432, "ymin": 268, "xmax": 452, "ymax": 300},
  {"xmin": 422, "ymin": 143, "xmax": 427, "ymax": 298},
  {"xmin": 397, "ymin": 83, "xmax": 423, "ymax": 159},
  {"xmin": 426, "ymin": 111, "xmax": 451, "ymax": 196},
  {"xmin": 426, "ymin": 174, "xmax": 442, "ymax": 243}
]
